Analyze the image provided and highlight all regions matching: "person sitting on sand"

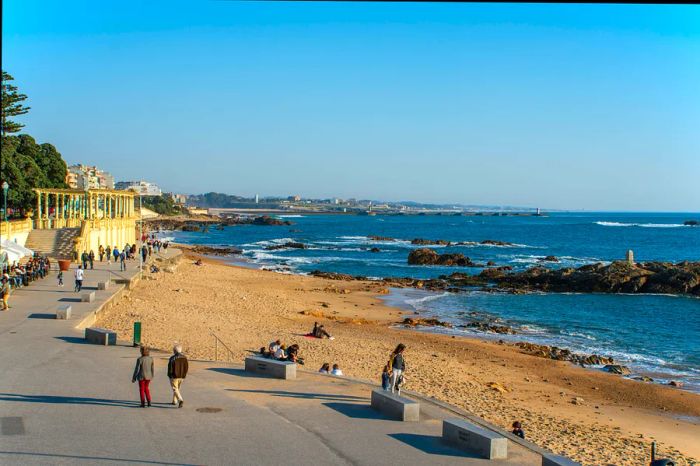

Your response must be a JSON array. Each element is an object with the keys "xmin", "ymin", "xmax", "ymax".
[
  {"xmin": 511, "ymin": 421, "xmax": 525, "ymax": 439},
  {"xmin": 319, "ymin": 362, "xmax": 330, "ymax": 374},
  {"xmin": 274, "ymin": 344, "xmax": 287, "ymax": 360},
  {"xmin": 194, "ymin": 259, "xmax": 203, "ymax": 266},
  {"xmin": 382, "ymin": 363, "xmax": 391, "ymax": 390},
  {"xmin": 312, "ymin": 322, "xmax": 334, "ymax": 339},
  {"xmin": 331, "ymin": 364, "xmax": 343, "ymax": 376}
]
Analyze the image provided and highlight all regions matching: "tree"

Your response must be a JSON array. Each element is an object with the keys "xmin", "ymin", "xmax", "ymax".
[{"xmin": 1, "ymin": 71, "xmax": 30, "ymax": 136}]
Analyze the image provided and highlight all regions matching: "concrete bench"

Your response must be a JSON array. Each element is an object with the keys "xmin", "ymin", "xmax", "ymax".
[
  {"xmin": 244, "ymin": 356, "xmax": 296, "ymax": 379},
  {"xmin": 370, "ymin": 389, "xmax": 420, "ymax": 422},
  {"xmin": 81, "ymin": 291, "xmax": 95, "ymax": 303},
  {"xmin": 85, "ymin": 327, "xmax": 117, "ymax": 346},
  {"xmin": 97, "ymin": 281, "xmax": 110, "ymax": 290},
  {"xmin": 442, "ymin": 418, "xmax": 508, "ymax": 459},
  {"xmin": 56, "ymin": 305, "xmax": 72, "ymax": 320},
  {"xmin": 542, "ymin": 453, "xmax": 581, "ymax": 466}
]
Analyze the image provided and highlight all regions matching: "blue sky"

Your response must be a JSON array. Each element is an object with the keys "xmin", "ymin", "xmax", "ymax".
[{"xmin": 3, "ymin": 1, "xmax": 699, "ymax": 211}]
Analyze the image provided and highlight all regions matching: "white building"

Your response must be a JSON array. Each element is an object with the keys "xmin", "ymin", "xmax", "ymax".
[
  {"xmin": 66, "ymin": 164, "xmax": 115, "ymax": 190},
  {"xmin": 115, "ymin": 180, "xmax": 162, "ymax": 196}
]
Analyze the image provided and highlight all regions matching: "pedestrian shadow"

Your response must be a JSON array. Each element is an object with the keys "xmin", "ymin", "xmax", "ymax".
[
  {"xmin": 227, "ymin": 388, "xmax": 367, "ymax": 402},
  {"xmin": 0, "ymin": 393, "xmax": 144, "ymax": 408},
  {"xmin": 28, "ymin": 313, "xmax": 56, "ymax": 319},
  {"xmin": 58, "ymin": 297, "xmax": 82, "ymax": 303},
  {"xmin": 387, "ymin": 433, "xmax": 478, "ymax": 458}
]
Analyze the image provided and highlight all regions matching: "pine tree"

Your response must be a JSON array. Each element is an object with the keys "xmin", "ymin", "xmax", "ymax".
[{"xmin": 1, "ymin": 71, "xmax": 31, "ymax": 136}]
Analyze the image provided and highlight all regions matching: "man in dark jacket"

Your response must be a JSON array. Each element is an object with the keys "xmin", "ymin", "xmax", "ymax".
[{"xmin": 167, "ymin": 344, "xmax": 189, "ymax": 408}]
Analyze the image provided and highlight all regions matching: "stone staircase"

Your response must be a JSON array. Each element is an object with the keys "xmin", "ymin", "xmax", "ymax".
[{"xmin": 25, "ymin": 227, "xmax": 81, "ymax": 260}]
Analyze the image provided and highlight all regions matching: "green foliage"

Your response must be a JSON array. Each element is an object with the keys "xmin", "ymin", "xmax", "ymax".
[
  {"xmin": 0, "ymin": 135, "xmax": 68, "ymax": 216},
  {"xmin": 138, "ymin": 194, "xmax": 184, "ymax": 216},
  {"xmin": 1, "ymin": 71, "xmax": 30, "ymax": 135}
]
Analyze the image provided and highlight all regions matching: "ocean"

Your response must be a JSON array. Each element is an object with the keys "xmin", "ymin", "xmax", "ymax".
[{"xmin": 163, "ymin": 212, "xmax": 700, "ymax": 391}]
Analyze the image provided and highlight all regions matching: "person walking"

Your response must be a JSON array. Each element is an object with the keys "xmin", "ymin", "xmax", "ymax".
[
  {"xmin": 88, "ymin": 250, "xmax": 95, "ymax": 270},
  {"xmin": 167, "ymin": 344, "xmax": 188, "ymax": 408},
  {"xmin": 74, "ymin": 265, "xmax": 85, "ymax": 292},
  {"xmin": 113, "ymin": 247, "xmax": 119, "ymax": 263},
  {"xmin": 57, "ymin": 270, "xmax": 64, "ymax": 287},
  {"xmin": 120, "ymin": 251, "xmax": 127, "ymax": 271},
  {"xmin": 81, "ymin": 251, "xmax": 89, "ymax": 270},
  {"xmin": 1, "ymin": 275, "xmax": 11, "ymax": 311},
  {"xmin": 389, "ymin": 343, "xmax": 406, "ymax": 395},
  {"xmin": 106, "ymin": 246, "xmax": 112, "ymax": 264},
  {"xmin": 141, "ymin": 244, "xmax": 148, "ymax": 264},
  {"xmin": 132, "ymin": 346, "xmax": 154, "ymax": 408},
  {"xmin": 98, "ymin": 245, "xmax": 105, "ymax": 262}
]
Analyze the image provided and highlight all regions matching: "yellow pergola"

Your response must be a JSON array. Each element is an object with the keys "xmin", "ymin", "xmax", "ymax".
[{"xmin": 33, "ymin": 188, "xmax": 136, "ymax": 228}]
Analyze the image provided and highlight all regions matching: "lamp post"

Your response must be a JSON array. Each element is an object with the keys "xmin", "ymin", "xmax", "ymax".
[{"xmin": 1, "ymin": 181, "xmax": 8, "ymax": 222}]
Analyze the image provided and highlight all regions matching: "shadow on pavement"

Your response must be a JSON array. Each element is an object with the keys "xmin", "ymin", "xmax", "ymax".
[
  {"xmin": 58, "ymin": 297, "xmax": 82, "ymax": 303},
  {"xmin": 0, "ymin": 451, "xmax": 197, "ymax": 465},
  {"xmin": 28, "ymin": 313, "xmax": 56, "ymax": 319},
  {"xmin": 228, "ymin": 388, "xmax": 366, "ymax": 402},
  {"xmin": 54, "ymin": 336, "xmax": 89, "ymax": 345},
  {"xmin": 323, "ymin": 402, "xmax": 385, "ymax": 420},
  {"xmin": 387, "ymin": 433, "xmax": 477, "ymax": 458},
  {"xmin": 0, "ymin": 393, "xmax": 150, "ymax": 408},
  {"xmin": 207, "ymin": 367, "xmax": 248, "ymax": 377}
]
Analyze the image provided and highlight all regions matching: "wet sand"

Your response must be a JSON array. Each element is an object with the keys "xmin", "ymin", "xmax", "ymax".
[{"xmin": 97, "ymin": 250, "xmax": 700, "ymax": 466}]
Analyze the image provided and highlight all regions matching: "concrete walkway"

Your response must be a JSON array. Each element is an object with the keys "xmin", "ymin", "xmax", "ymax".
[{"xmin": 0, "ymin": 251, "xmax": 546, "ymax": 465}]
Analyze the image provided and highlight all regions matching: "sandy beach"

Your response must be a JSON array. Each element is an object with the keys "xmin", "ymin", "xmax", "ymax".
[{"xmin": 97, "ymin": 250, "xmax": 700, "ymax": 466}]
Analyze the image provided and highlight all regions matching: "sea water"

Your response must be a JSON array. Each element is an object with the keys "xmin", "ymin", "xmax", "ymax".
[{"xmin": 165, "ymin": 212, "xmax": 700, "ymax": 390}]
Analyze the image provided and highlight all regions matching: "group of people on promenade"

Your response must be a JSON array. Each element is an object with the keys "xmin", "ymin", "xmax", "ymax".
[
  {"xmin": 1, "ymin": 255, "xmax": 51, "ymax": 310},
  {"xmin": 78, "ymin": 237, "xmax": 169, "ymax": 273},
  {"xmin": 132, "ymin": 344, "xmax": 189, "ymax": 408}
]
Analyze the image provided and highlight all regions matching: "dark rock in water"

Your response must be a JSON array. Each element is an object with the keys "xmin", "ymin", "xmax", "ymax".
[
  {"xmin": 480, "ymin": 239, "xmax": 516, "ymax": 246},
  {"xmin": 402, "ymin": 317, "xmax": 453, "ymax": 328},
  {"xmin": 684, "ymin": 220, "xmax": 698, "ymax": 226},
  {"xmin": 264, "ymin": 242, "xmax": 307, "ymax": 251},
  {"xmin": 603, "ymin": 364, "xmax": 631, "ymax": 375},
  {"xmin": 368, "ymin": 235, "xmax": 394, "ymax": 241},
  {"xmin": 486, "ymin": 261, "xmax": 496, "ymax": 266},
  {"xmin": 408, "ymin": 248, "xmax": 474, "ymax": 266},
  {"xmin": 516, "ymin": 342, "xmax": 614, "ymax": 366},
  {"xmin": 479, "ymin": 266, "xmax": 513, "ymax": 280},
  {"xmin": 633, "ymin": 376, "xmax": 654, "ymax": 382},
  {"xmin": 369, "ymin": 247, "xmax": 381, "ymax": 253},
  {"xmin": 539, "ymin": 255, "xmax": 559, "ymax": 262},
  {"xmin": 252, "ymin": 215, "xmax": 292, "ymax": 226},
  {"xmin": 463, "ymin": 321, "xmax": 516, "ymax": 334},
  {"xmin": 411, "ymin": 238, "xmax": 452, "ymax": 246},
  {"xmin": 492, "ymin": 260, "xmax": 700, "ymax": 296},
  {"xmin": 181, "ymin": 224, "xmax": 201, "ymax": 232}
]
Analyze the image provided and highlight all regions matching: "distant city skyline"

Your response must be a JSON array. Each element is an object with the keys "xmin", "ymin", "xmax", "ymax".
[{"xmin": 3, "ymin": 1, "xmax": 699, "ymax": 212}]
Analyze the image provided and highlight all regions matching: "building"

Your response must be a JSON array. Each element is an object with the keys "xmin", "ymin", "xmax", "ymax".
[
  {"xmin": 115, "ymin": 180, "xmax": 162, "ymax": 196},
  {"xmin": 288, "ymin": 195, "xmax": 301, "ymax": 202},
  {"xmin": 66, "ymin": 164, "xmax": 115, "ymax": 190},
  {"xmin": 169, "ymin": 193, "xmax": 188, "ymax": 205}
]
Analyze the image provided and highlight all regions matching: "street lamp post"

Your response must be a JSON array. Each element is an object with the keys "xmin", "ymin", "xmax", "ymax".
[{"xmin": 1, "ymin": 181, "xmax": 9, "ymax": 222}]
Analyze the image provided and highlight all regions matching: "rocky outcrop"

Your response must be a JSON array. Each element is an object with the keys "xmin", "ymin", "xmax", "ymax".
[
  {"xmin": 462, "ymin": 321, "xmax": 516, "ymax": 334},
  {"xmin": 411, "ymin": 238, "xmax": 452, "ymax": 246},
  {"xmin": 516, "ymin": 342, "xmax": 614, "ymax": 366},
  {"xmin": 402, "ymin": 317, "xmax": 453, "ymax": 328},
  {"xmin": 494, "ymin": 261, "xmax": 700, "ymax": 296},
  {"xmin": 684, "ymin": 220, "xmax": 698, "ymax": 226},
  {"xmin": 368, "ymin": 235, "xmax": 394, "ymax": 241},
  {"xmin": 264, "ymin": 242, "xmax": 307, "ymax": 251},
  {"xmin": 186, "ymin": 245, "xmax": 242, "ymax": 256},
  {"xmin": 309, "ymin": 270, "xmax": 365, "ymax": 281},
  {"xmin": 408, "ymin": 248, "xmax": 474, "ymax": 266},
  {"xmin": 539, "ymin": 255, "xmax": 559, "ymax": 262},
  {"xmin": 369, "ymin": 247, "xmax": 381, "ymax": 253},
  {"xmin": 252, "ymin": 215, "xmax": 292, "ymax": 226},
  {"xmin": 478, "ymin": 239, "xmax": 516, "ymax": 246}
]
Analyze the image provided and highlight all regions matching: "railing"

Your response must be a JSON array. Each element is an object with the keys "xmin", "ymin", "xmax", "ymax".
[
  {"xmin": 211, "ymin": 331, "xmax": 236, "ymax": 362},
  {"xmin": 73, "ymin": 220, "xmax": 91, "ymax": 262},
  {"xmin": 0, "ymin": 218, "xmax": 33, "ymax": 241}
]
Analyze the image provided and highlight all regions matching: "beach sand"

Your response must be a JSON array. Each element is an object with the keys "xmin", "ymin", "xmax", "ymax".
[{"xmin": 97, "ymin": 251, "xmax": 700, "ymax": 466}]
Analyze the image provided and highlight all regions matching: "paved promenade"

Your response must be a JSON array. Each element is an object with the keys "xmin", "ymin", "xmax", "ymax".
[{"xmin": 0, "ymin": 251, "xmax": 545, "ymax": 465}]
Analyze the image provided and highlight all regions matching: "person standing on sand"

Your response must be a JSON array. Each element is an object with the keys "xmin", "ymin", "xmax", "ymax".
[
  {"xmin": 168, "ymin": 344, "xmax": 188, "ymax": 408},
  {"xmin": 389, "ymin": 343, "xmax": 406, "ymax": 395},
  {"xmin": 132, "ymin": 346, "xmax": 154, "ymax": 408},
  {"xmin": 74, "ymin": 265, "xmax": 84, "ymax": 292}
]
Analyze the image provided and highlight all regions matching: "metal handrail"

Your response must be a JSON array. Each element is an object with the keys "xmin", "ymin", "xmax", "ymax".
[{"xmin": 210, "ymin": 331, "xmax": 236, "ymax": 362}]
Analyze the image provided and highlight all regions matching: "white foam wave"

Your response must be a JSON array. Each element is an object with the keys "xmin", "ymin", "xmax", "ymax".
[
  {"xmin": 595, "ymin": 221, "xmax": 689, "ymax": 228},
  {"xmin": 278, "ymin": 215, "xmax": 304, "ymax": 218},
  {"xmin": 404, "ymin": 292, "xmax": 451, "ymax": 310}
]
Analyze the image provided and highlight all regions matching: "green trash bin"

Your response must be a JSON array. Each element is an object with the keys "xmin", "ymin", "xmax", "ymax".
[{"xmin": 133, "ymin": 322, "xmax": 142, "ymax": 347}]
